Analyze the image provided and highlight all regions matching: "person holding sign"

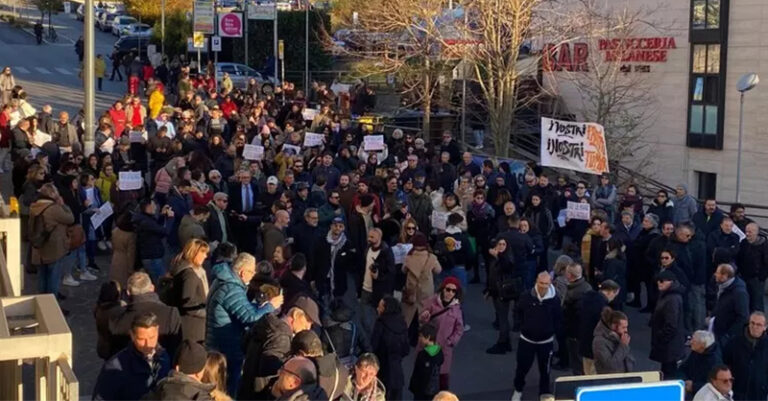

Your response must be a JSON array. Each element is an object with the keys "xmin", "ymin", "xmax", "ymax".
[{"xmin": 133, "ymin": 198, "xmax": 175, "ymax": 281}]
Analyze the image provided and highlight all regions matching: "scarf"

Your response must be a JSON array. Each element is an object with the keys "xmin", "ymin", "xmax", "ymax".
[
  {"xmin": 471, "ymin": 201, "xmax": 489, "ymax": 218},
  {"xmin": 717, "ymin": 277, "xmax": 735, "ymax": 299},
  {"xmin": 327, "ymin": 231, "xmax": 347, "ymax": 292}
]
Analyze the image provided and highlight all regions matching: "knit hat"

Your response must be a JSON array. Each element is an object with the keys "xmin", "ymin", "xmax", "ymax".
[
  {"xmin": 441, "ymin": 276, "xmax": 461, "ymax": 291},
  {"xmin": 281, "ymin": 356, "xmax": 317, "ymax": 384},
  {"xmin": 174, "ymin": 340, "xmax": 207, "ymax": 374},
  {"xmin": 411, "ymin": 232, "xmax": 428, "ymax": 248}
]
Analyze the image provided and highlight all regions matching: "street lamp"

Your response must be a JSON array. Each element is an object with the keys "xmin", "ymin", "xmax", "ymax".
[
  {"xmin": 304, "ymin": 0, "xmax": 309, "ymax": 91},
  {"xmin": 736, "ymin": 72, "xmax": 759, "ymax": 202}
]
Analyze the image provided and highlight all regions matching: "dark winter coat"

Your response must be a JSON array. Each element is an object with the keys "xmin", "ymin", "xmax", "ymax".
[
  {"xmin": 367, "ymin": 243, "xmax": 396, "ymax": 306},
  {"xmin": 631, "ymin": 227, "xmax": 660, "ymax": 278},
  {"xmin": 371, "ymin": 311, "xmax": 410, "ymax": 393},
  {"xmin": 313, "ymin": 353, "xmax": 349, "ymax": 401},
  {"xmin": 132, "ymin": 212, "xmax": 174, "ymax": 260},
  {"xmin": 736, "ymin": 236, "xmax": 768, "ymax": 281},
  {"xmin": 679, "ymin": 342, "xmax": 722, "ymax": 396},
  {"xmin": 322, "ymin": 302, "xmax": 371, "ymax": 359},
  {"xmin": 275, "ymin": 383, "xmax": 329, "ymax": 401},
  {"xmin": 598, "ymin": 256, "xmax": 627, "ymax": 306},
  {"xmin": 94, "ymin": 302, "xmax": 123, "ymax": 360},
  {"xmin": 408, "ymin": 346, "xmax": 444, "ymax": 398},
  {"xmin": 206, "ymin": 262, "xmax": 275, "ymax": 363},
  {"xmin": 167, "ymin": 260, "xmax": 207, "ymax": 344},
  {"xmin": 660, "ymin": 260, "xmax": 691, "ymax": 293},
  {"xmin": 238, "ymin": 314, "xmax": 293, "ymax": 400},
  {"xmin": 288, "ymin": 220, "xmax": 321, "ymax": 260},
  {"xmin": 577, "ymin": 290, "xmax": 608, "ymax": 359},
  {"xmin": 92, "ymin": 345, "xmax": 170, "ymax": 401},
  {"xmin": 563, "ymin": 277, "xmax": 593, "ymax": 338},
  {"xmin": 650, "ymin": 281, "xmax": 686, "ymax": 363},
  {"xmin": 614, "ymin": 223, "xmax": 642, "ymax": 248},
  {"xmin": 723, "ymin": 329, "xmax": 768, "ymax": 401},
  {"xmin": 166, "ymin": 189, "xmax": 193, "ymax": 249},
  {"xmin": 514, "ymin": 285, "xmax": 562, "ymax": 342},
  {"xmin": 647, "ymin": 199, "xmax": 674, "ymax": 226},
  {"xmin": 143, "ymin": 370, "xmax": 215, "ymax": 400},
  {"xmin": 109, "ymin": 292, "xmax": 182, "ymax": 360},
  {"xmin": 711, "ymin": 277, "xmax": 749, "ymax": 343},
  {"xmin": 310, "ymin": 234, "xmax": 358, "ymax": 286},
  {"xmin": 523, "ymin": 205, "xmax": 554, "ymax": 239},
  {"xmin": 706, "ymin": 229, "xmax": 741, "ymax": 273},
  {"xmin": 692, "ymin": 209, "xmax": 724, "ymax": 238}
]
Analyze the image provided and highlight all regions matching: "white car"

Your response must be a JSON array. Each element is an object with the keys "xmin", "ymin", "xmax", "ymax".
[
  {"xmin": 213, "ymin": 62, "xmax": 279, "ymax": 94},
  {"xmin": 112, "ymin": 15, "xmax": 137, "ymax": 36},
  {"xmin": 121, "ymin": 23, "xmax": 152, "ymax": 38}
]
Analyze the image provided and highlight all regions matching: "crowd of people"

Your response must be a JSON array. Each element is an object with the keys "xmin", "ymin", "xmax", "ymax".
[{"xmin": 2, "ymin": 55, "xmax": 768, "ymax": 401}]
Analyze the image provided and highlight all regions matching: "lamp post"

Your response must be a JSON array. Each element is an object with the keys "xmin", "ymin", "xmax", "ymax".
[
  {"xmin": 736, "ymin": 72, "xmax": 759, "ymax": 202},
  {"xmin": 304, "ymin": 0, "xmax": 309, "ymax": 91},
  {"xmin": 83, "ymin": 0, "xmax": 95, "ymax": 155}
]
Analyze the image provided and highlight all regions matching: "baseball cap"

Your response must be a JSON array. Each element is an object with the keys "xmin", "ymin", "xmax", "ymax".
[
  {"xmin": 267, "ymin": 176, "xmax": 279, "ymax": 185},
  {"xmin": 293, "ymin": 296, "xmax": 322, "ymax": 326}
]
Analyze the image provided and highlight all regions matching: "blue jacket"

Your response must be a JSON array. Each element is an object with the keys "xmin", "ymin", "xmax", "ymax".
[
  {"xmin": 92, "ymin": 345, "xmax": 170, "ymax": 401},
  {"xmin": 206, "ymin": 262, "xmax": 275, "ymax": 359},
  {"xmin": 679, "ymin": 342, "xmax": 722, "ymax": 396},
  {"xmin": 79, "ymin": 186, "xmax": 104, "ymax": 234}
]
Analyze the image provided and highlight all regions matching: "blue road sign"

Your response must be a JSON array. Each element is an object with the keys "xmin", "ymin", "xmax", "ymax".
[{"xmin": 576, "ymin": 380, "xmax": 685, "ymax": 401}]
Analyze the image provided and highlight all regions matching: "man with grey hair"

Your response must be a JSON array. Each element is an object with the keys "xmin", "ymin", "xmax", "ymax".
[
  {"xmin": 109, "ymin": 272, "xmax": 182, "ymax": 359},
  {"xmin": 680, "ymin": 330, "xmax": 722, "ymax": 397},
  {"xmin": 289, "ymin": 207, "xmax": 320, "ymax": 258},
  {"xmin": 207, "ymin": 251, "xmax": 284, "ymax": 393},
  {"xmin": 562, "ymin": 263, "xmax": 593, "ymax": 375},
  {"xmin": 710, "ymin": 263, "xmax": 749, "ymax": 344},
  {"xmin": 736, "ymin": 222, "xmax": 768, "ymax": 313},
  {"xmin": 206, "ymin": 192, "xmax": 232, "ymax": 247}
]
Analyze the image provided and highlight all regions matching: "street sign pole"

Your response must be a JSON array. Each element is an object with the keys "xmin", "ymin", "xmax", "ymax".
[
  {"xmin": 214, "ymin": 6, "xmax": 218, "ymax": 67},
  {"xmin": 83, "ymin": 0, "xmax": 95, "ymax": 155},
  {"xmin": 279, "ymin": 39, "xmax": 285, "ymax": 103},
  {"xmin": 274, "ymin": 13, "xmax": 278, "ymax": 89},
  {"xmin": 244, "ymin": 1, "xmax": 248, "ymax": 66}
]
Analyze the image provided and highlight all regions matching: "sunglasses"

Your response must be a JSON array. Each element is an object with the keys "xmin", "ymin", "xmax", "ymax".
[
  {"xmin": 444, "ymin": 287, "xmax": 457, "ymax": 293},
  {"xmin": 406, "ymin": 226, "xmax": 416, "ymax": 230},
  {"xmin": 661, "ymin": 256, "xmax": 671, "ymax": 260}
]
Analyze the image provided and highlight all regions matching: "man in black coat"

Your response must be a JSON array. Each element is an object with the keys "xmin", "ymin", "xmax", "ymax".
[
  {"xmin": 109, "ymin": 272, "xmax": 182, "ymax": 359},
  {"xmin": 649, "ymin": 270, "xmax": 686, "ymax": 378},
  {"xmin": 238, "ymin": 307, "xmax": 315, "ymax": 400},
  {"xmin": 626, "ymin": 214, "xmax": 660, "ymax": 309},
  {"xmin": 710, "ymin": 263, "xmax": 749, "ymax": 345},
  {"xmin": 577, "ymin": 280, "xmax": 620, "ymax": 375},
  {"xmin": 145, "ymin": 340, "xmax": 215, "ymax": 401},
  {"xmin": 205, "ymin": 192, "xmax": 233, "ymax": 247},
  {"xmin": 723, "ymin": 311, "xmax": 768, "ymax": 401},
  {"xmin": 347, "ymin": 194, "xmax": 375, "ymax": 295},
  {"xmin": 496, "ymin": 215, "xmax": 535, "ymax": 268},
  {"xmin": 288, "ymin": 208, "xmax": 321, "ymax": 259},
  {"xmin": 279, "ymin": 254, "xmax": 316, "ymax": 307},
  {"xmin": 228, "ymin": 169, "xmax": 261, "ymax": 254},
  {"xmin": 311, "ymin": 217, "xmax": 358, "ymax": 300},
  {"xmin": 736, "ymin": 222, "xmax": 768, "ymax": 312},
  {"xmin": 562, "ymin": 263, "xmax": 593, "ymax": 375},
  {"xmin": 669, "ymin": 222, "xmax": 707, "ymax": 331},
  {"xmin": 692, "ymin": 199, "xmax": 724, "ymax": 238},
  {"xmin": 706, "ymin": 217, "xmax": 740, "ymax": 275},
  {"xmin": 679, "ymin": 330, "xmax": 722, "ymax": 397},
  {"xmin": 361, "ymin": 228, "xmax": 395, "ymax": 308}
]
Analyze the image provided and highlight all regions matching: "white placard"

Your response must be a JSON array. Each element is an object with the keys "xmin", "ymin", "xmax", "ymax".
[
  {"xmin": 363, "ymin": 135, "xmax": 385, "ymax": 151},
  {"xmin": 303, "ymin": 132, "xmax": 324, "ymax": 147},
  {"xmin": 392, "ymin": 243, "xmax": 413, "ymax": 265},
  {"xmin": 243, "ymin": 144, "xmax": 264, "ymax": 161},
  {"xmin": 566, "ymin": 201, "xmax": 591, "ymax": 221},
  {"xmin": 431, "ymin": 211, "xmax": 448, "ymax": 231},
  {"xmin": 541, "ymin": 117, "xmax": 609, "ymax": 175},
  {"xmin": 302, "ymin": 108, "xmax": 319, "ymax": 121},
  {"xmin": 90, "ymin": 202, "xmax": 113, "ymax": 230},
  {"xmin": 282, "ymin": 144, "xmax": 301, "ymax": 156},
  {"xmin": 118, "ymin": 171, "xmax": 143, "ymax": 190},
  {"xmin": 33, "ymin": 131, "xmax": 51, "ymax": 147},
  {"xmin": 248, "ymin": 3, "xmax": 276, "ymax": 20},
  {"xmin": 330, "ymin": 83, "xmax": 351, "ymax": 94},
  {"xmin": 733, "ymin": 224, "xmax": 747, "ymax": 242},
  {"xmin": 129, "ymin": 131, "xmax": 144, "ymax": 143}
]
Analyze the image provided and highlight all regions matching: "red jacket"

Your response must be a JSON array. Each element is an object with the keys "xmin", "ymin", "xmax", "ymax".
[
  {"xmin": 220, "ymin": 100, "xmax": 238, "ymax": 119},
  {"xmin": 0, "ymin": 111, "xmax": 10, "ymax": 148},
  {"xmin": 108, "ymin": 108, "xmax": 127, "ymax": 137}
]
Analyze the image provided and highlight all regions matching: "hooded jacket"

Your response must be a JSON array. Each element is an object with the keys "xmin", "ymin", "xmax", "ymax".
[
  {"xmin": 650, "ymin": 281, "xmax": 686, "ymax": 363},
  {"xmin": 206, "ymin": 262, "xmax": 275, "ymax": 360},
  {"xmin": 592, "ymin": 319, "xmax": 635, "ymax": 374},
  {"xmin": 314, "ymin": 352, "xmax": 349, "ymax": 400},
  {"xmin": 515, "ymin": 285, "xmax": 562, "ymax": 343},
  {"xmin": 144, "ymin": 370, "xmax": 215, "ymax": 401},
  {"xmin": 408, "ymin": 344, "xmax": 444, "ymax": 397}
]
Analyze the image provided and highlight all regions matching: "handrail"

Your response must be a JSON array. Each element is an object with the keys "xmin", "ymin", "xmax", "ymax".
[{"xmin": 54, "ymin": 357, "xmax": 79, "ymax": 401}]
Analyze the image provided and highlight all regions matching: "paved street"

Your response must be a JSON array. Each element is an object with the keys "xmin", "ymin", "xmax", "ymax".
[{"xmin": 0, "ymin": 10, "xmax": 663, "ymax": 401}]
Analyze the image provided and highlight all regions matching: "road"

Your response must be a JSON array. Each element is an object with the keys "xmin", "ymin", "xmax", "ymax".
[{"xmin": 1, "ymin": 9, "xmax": 662, "ymax": 401}]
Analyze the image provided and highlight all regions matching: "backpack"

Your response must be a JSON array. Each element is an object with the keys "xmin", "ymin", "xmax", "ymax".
[
  {"xmin": 324, "ymin": 322, "xmax": 357, "ymax": 371},
  {"xmin": 156, "ymin": 272, "xmax": 178, "ymax": 306},
  {"xmin": 29, "ymin": 204, "xmax": 55, "ymax": 249}
]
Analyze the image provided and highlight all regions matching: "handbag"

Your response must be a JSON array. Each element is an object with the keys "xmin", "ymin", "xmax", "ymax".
[
  {"xmin": 67, "ymin": 225, "xmax": 86, "ymax": 250},
  {"xmin": 499, "ymin": 275, "xmax": 524, "ymax": 301}
]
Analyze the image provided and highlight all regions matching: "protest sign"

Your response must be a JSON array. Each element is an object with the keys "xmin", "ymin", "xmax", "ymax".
[
  {"xmin": 733, "ymin": 224, "xmax": 747, "ymax": 242},
  {"xmin": 566, "ymin": 201, "xmax": 591, "ymax": 221},
  {"xmin": 330, "ymin": 82, "xmax": 351, "ymax": 94},
  {"xmin": 243, "ymin": 144, "xmax": 264, "ymax": 160},
  {"xmin": 363, "ymin": 135, "xmax": 385, "ymax": 151},
  {"xmin": 303, "ymin": 133, "xmax": 324, "ymax": 147},
  {"xmin": 541, "ymin": 117, "xmax": 609, "ymax": 175},
  {"xmin": 431, "ymin": 211, "xmax": 449, "ymax": 230},
  {"xmin": 283, "ymin": 144, "xmax": 302, "ymax": 156},
  {"xmin": 33, "ymin": 131, "xmax": 51, "ymax": 147},
  {"xmin": 302, "ymin": 108, "xmax": 319, "ymax": 121},
  {"xmin": 118, "ymin": 171, "xmax": 143, "ymax": 191},
  {"xmin": 392, "ymin": 243, "xmax": 413, "ymax": 265},
  {"xmin": 90, "ymin": 202, "xmax": 113, "ymax": 230},
  {"xmin": 129, "ymin": 131, "xmax": 144, "ymax": 143}
]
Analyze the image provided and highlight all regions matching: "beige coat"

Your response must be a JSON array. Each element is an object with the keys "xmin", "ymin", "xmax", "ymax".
[
  {"xmin": 29, "ymin": 199, "xmax": 74, "ymax": 265},
  {"xmin": 401, "ymin": 249, "xmax": 441, "ymax": 323},
  {"xmin": 109, "ymin": 227, "xmax": 136, "ymax": 287}
]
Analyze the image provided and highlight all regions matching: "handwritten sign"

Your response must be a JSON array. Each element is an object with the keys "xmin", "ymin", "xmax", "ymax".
[
  {"xmin": 118, "ymin": 171, "xmax": 143, "ymax": 191},
  {"xmin": 363, "ymin": 135, "xmax": 385, "ymax": 151},
  {"xmin": 243, "ymin": 144, "xmax": 264, "ymax": 161},
  {"xmin": 392, "ymin": 243, "xmax": 413, "ymax": 265},
  {"xmin": 431, "ymin": 211, "xmax": 449, "ymax": 231},
  {"xmin": 282, "ymin": 144, "xmax": 301, "ymax": 156},
  {"xmin": 541, "ymin": 117, "xmax": 609, "ymax": 175},
  {"xmin": 129, "ymin": 131, "xmax": 144, "ymax": 143},
  {"xmin": 33, "ymin": 131, "xmax": 51, "ymax": 147},
  {"xmin": 566, "ymin": 201, "xmax": 591, "ymax": 221},
  {"xmin": 303, "ymin": 132, "xmax": 324, "ymax": 147},
  {"xmin": 302, "ymin": 108, "xmax": 319, "ymax": 121},
  {"xmin": 90, "ymin": 202, "xmax": 113, "ymax": 230}
]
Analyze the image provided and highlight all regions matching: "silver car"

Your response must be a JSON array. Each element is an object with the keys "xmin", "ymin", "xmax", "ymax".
[{"xmin": 214, "ymin": 62, "xmax": 279, "ymax": 94}]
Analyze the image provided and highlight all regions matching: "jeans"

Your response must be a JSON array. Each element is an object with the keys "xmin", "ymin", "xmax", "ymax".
[
  {"xmin": 686, "ymin": 284, "xmax": 706, "ymax": 331},
  {"xmin": 493, "ymin": 297, "xmax": 511, "ymax": 344},
  {"xmin": 38, "ymin": 258, "xmax": 64, "ymax": 295},
  {"xmin": 143, "ymin": 258, "xmax": 166, "ymax": 282},
  {"xmin": 514, "ymin": 339, "xmax": 553, "ymax": 395},
  {"xmin": 746, "ymin": 278, "xmax": 766, "ymax": 313}
]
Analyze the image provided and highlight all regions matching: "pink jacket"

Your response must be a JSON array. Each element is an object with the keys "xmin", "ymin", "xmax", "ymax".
[{"xmin": 421, "ymin": 294, "xmax": 464, "ymax": 374}]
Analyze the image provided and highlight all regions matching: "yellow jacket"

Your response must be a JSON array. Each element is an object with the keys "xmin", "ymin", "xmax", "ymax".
[
  {"xmin": 94, "ymin": 58, "xmax": 106, "ymax": 78},
  {"xmin": 148, "ymin": 90, "xmax": 165, "ymax": 119}
]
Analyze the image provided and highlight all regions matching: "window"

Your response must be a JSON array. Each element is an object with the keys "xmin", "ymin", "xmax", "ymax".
[
  {"xmin": 696, "ymin": 171, "xmax": 717, "ymax": 200},
  {"xmin": 692, "ymin": 0, "xmax": 720, "ymax": 29},
  {"xmin": 689, "ymin": 44, "xmax": 720, "ymax": 135}
]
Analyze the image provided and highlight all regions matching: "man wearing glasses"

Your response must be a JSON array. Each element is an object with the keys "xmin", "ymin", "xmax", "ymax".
[
  {"xmin": 723, "ymin": 312, "xmax": 768, "ymax": 401},
  {"xmin": 692, "ymin": 365, "xmax": 733, "ymax": 401}
]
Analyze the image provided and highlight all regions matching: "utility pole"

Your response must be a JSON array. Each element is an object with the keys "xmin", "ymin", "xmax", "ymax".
[
  {"xmin": 83, "ymin": 0, "xmax": 95, "ymax": 155},
  {"xmin": 304, "ymin": 0, "xmax": 309, "ymax": 90},
  {"xmin": 244, "ymin": 0, "xmax": 248, "ymax": 66}
]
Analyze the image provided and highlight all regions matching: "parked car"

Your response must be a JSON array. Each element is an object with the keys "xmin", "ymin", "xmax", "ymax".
[
  {"xmin": 103, "ymin": 2, "xmax": 125, "ymax": 14},
  {"xmin": 98, "ymin": 12, "xmax": 122, "ymax": 32},
  {"xmin": 112, "ymin": 15, "xmax": 137, "ymax": 36},
  {"xmin": 112, "ymin": 35, "xmax": 149, "ymax": 62},
  {"xmin": 76, "ymin": 4, "xmax": 101, "ymax": 21},
  {"xmin": 211, "ymin": 62, "xmax": 278, "ymax": 94},
  {"xmin": 121, "ymin": 23, "xmax": 152, "ymax": 38}
]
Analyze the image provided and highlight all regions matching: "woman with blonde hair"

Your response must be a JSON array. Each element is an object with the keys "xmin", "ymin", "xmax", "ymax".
[
  {"xmin": 202, "ymin": 351, "xmax": 232, "ymax": 401},
  {"xmin": 398, "ymin": 217, "xmax": 420, "ymax": 244},
  {"xmin": 167, "ymin": 238, "xmax": 210, "ymax": 343}
]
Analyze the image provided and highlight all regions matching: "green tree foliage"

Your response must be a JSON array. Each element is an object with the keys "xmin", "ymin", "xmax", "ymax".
[
  {"xmin": 151, "ymin": 11, "xmax": 192, "ymax": 58},
  {"xmin": 124, "ymin": 0, "xmax": 192, "ymax": 25}
]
